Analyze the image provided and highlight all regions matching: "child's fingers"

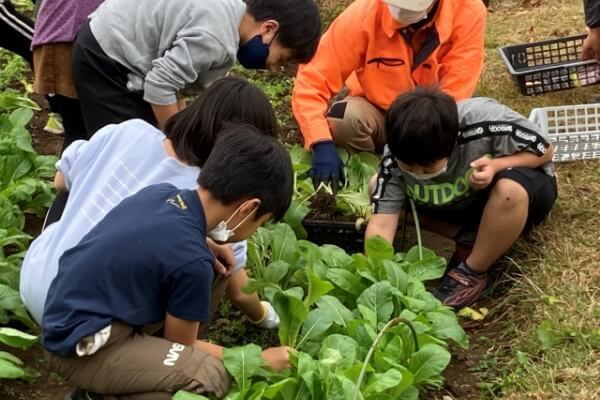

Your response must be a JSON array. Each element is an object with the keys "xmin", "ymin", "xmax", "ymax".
[
  {"xmin": 212, "ymin": 259, "xmax": 228, "ymax": 275},
  {"xmin": 471, "ymin": 171, "xmax": 485, "ymax": 183},
  {"xmin": 470, "ymin": 156, "xmax": 489, "ymax": 169}
]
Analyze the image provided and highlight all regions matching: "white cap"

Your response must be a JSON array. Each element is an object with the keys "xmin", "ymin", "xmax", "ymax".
[{"xmin": 383, "ymin": 0, "xmax": 435, "ymax": 12}]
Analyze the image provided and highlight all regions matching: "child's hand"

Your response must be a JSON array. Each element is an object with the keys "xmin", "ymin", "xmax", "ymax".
[
  {"xmin": 469, "ymin": 156, "xmax": 496, "ymax": 190},
  {"xmin": 262, "ymin": 346, "xmax": 294, "ymax": 371},
  {"xmin": 206, "ymin": 238, "xmax": 235, "ymax": 276}
]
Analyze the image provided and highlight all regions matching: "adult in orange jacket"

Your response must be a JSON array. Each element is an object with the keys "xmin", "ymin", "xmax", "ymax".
[{"xmin": 292, "ymin": 0, "xmax": 487, "ymax": 188}]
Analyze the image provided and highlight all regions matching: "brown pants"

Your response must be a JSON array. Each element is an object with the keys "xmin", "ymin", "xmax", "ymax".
[
  {"xmin": 33, "ymin": 44, "xmax": 78, "ymax": 98},
  {"xmin": 47, "ymin": 275, "xmax": 234, "ymax": 400},
  {"xmin": 327, "ymin": 96, "xmax": 386, "ymax": 154},
  {"xmin": 47, "ymin": 323, "xmax": 232, "ymax": 400}
]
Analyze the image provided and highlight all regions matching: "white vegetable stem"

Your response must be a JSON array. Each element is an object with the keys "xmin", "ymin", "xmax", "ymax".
[
  {"xmin": 408, "ymin": 198, "xmax": 423, "ymax": 261},
  {"xmin": 353, "ymin": 317, "xmax": 419, "ymax": 400}
]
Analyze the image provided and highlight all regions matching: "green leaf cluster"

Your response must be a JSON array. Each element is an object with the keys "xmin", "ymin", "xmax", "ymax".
[
  {"xmin": 283, "ymin": 146, "xmax": 379, "ymax": 238},
  {"xmin": 0, "ymin": 100, "xmax": 57, "ymax": 382},
  {"xmin": 0, "ymin": 328, "xmax": 37, "ymax": 380},
  {"xmin": 224, "ymin": 225, "xmax": 468, "ymax": 399}
]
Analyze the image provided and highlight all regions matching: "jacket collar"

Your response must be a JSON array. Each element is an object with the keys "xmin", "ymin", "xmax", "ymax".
[{"xmin": 380, "ymin": 0, "xmax": 454, "ymax": 43}]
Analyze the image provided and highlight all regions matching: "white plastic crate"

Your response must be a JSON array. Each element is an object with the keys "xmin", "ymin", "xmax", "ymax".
[{"xmin": 529, "ymin": 103, "xmax": 600, "ymax": 162}]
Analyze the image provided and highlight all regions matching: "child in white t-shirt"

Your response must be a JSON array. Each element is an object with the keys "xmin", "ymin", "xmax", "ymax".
[{"xmin": 20, "ymin": 77, "xmax": 280, "ymax": 329}]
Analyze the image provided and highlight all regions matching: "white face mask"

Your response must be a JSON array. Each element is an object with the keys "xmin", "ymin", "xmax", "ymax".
[
  {"xmin": 398, "ymin": 160, "xmax": 448, "ymax": 180},
  {"xmin": 207, "ymin": 204, "xmax": 257, "ymax": 242},
  {"xmin": 387, "ymin": 5, "xmax": 428, "ymax": 25}
]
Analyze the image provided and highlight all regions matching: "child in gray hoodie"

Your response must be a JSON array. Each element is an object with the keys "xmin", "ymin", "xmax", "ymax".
[{"xmin": 71, "ymin": 0, "xmax": 321, "ymax": 134}]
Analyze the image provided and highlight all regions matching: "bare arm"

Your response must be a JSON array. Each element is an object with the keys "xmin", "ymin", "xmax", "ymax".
[
  {"xmin": 492, "ymin": 144, "xmax": 554, "ymax": 171},
  {"xmin": 365, "ymin": 213, "xmax": 400, "ymax": 245},
  {"xmin": 54, "ymin": 171, "xmax": 68, "ymax": 192},
  {"xmin": 151, "ymin": 103, "xmax": 180, "ymax": 130},
  {"xmin": 164, "ymin": 312, "xmax": 201, "ymax": 346},
  {"xmin": 226, "ymin": 268, "xmax": 264, "ymax": 322},
  {"xmin": 164, "ymin": 312, "xmax": 226, "ymax": 359},
  {"xmin": 471, "ymin": 145, "xmax": 555, "ymax": 190}
]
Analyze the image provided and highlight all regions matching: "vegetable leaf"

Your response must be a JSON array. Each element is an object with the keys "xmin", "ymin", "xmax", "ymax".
[
  {"xmin": 357, "ymin": 282, "xmax": 395, "ymax": 330},
  {"xmin": 223, "ymin": 344, "xmax": 265, "ymax": 390},
  {"xmin": 408, "ymin": 343, "xmax": 451, "ymax": 386},
  {"xmin": 273, "ymin": 292, "xmax": 309, "ymax": 347}
]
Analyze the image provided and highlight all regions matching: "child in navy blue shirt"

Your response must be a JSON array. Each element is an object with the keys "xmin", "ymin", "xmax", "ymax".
[{"xmin": 42, "ymin": 125, "xmax": 294, "ymax": 399}]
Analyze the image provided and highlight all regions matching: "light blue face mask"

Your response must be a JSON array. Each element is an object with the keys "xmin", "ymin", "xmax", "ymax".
[{"xmin": 237, "ymin": 35, "xmax": 270, "ymax": 69}]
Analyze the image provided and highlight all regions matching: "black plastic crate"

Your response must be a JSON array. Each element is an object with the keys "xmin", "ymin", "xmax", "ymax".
[
  {"xmin": 302, "ymin": 219, "xmax": 365, "ymax": 253},
  {"xmin": 499, "ymin": 34, "xmax": 600, "ymax": 95},
  {"xmin": 302, "ymin": 213, "xmax": 412, "ymax": 254}
]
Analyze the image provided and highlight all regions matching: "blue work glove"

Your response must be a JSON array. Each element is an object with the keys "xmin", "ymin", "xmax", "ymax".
[{"xmin": 310, "ymin": 140, "xmax": 344, "ymax": 192}]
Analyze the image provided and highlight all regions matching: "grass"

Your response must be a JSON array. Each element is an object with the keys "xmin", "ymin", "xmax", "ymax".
[{"xmin": 470, "ymin": 0, "xmax": 600, "ymax": 398}]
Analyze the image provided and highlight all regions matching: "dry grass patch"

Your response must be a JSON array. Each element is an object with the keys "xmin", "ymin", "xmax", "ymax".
[{"xmin": 471, "ymin": 1, "xmax": 600, "ymax": 398}]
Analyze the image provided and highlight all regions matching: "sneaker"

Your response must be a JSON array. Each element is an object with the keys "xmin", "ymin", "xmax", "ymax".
[
  {"xmin": 65, "ymin": 389, "xmax": 103, "ymax": 400},
  {"xmin": 447, "ymin": 241, "xmax": 473, "ymax": 270},
  {"xmin": 434, "ymin": 262, "xmax": 488, "ymax": 308},
  {"xmin": 44, "ymin": 113, "xmax": 65, "ymax": 135}
]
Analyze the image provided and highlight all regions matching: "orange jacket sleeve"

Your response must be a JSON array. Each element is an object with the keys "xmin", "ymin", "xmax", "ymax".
[
  {"xmin": 292, "ymin": 1, "xmax": 369, "ymax": 149},
  {"xmin": 438, "ymin": 2, "xmax": 487, "ymax": 100}
]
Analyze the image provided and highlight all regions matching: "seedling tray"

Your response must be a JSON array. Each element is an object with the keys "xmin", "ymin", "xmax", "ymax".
[
  {"xmin": 499, "ymin": 34, "xmax": 600, "ymax": 95},
  {"xmin": 529, "ymin": 103, "xmax": 600, "ymax": 162},
  {"xmin": 302, "ymin": 219, "xmax": 366, "ymax": 253}
]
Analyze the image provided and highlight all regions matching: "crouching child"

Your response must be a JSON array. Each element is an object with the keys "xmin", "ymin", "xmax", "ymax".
[
  {"xmin": 41, "ymin": 125, "xmax": 294, "ymax": 399},
  {"xmin": 366, "ymin": 88, "xmax": 557, "ymax": 308}
]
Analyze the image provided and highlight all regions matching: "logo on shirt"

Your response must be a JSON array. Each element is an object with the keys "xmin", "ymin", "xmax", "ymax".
[
  {"xmin": 537, "ymin": 142, "xmax": 547, "ymax": 154},
  {"xmin": 167, "ymin": 194, "xmax": 188, "ymax": 210},
  {"xmin": 461, "ymin": 126, "xmax": 485, "ymax": 140},
  {"xmin": 406, "ymin": 168, "xmax": 475, "ymax": 206},
  {"xmin": 163, "ymin": 342, "xmax": 186, "ymax": 366},
  {"xmin": 515, "ymin": 129, "xmax": 537, "ymax": 143},
  {"xmin": 489, "ymin": 124, "xmax": 513, "ymax": 133}
]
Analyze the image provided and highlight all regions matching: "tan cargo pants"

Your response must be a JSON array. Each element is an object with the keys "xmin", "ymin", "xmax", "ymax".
[
  {"xmin": 327, "ymin": 96, "xmax": 386, "ymax": 154},
  {"xmin": 46, "ymin": 323, "xmax": 232, "ymax": 400},
  {"xmin": 46, "ymin": 275, "xmax": 234, "ymax": 400}
]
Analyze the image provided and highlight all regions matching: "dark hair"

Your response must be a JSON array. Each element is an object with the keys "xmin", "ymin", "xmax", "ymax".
[
  {"xmin": 199, "ymin": 124, "xmax": 293, "ymax": 221},
  {"xmin": 164, "ymin": 77, "xmax": 278, "ymax": 167},
  {"xmin": 245, "ymin": 0, "xmax": 322, "ymax": 63},
  {"xmin": 385, "ymin": 87, "xmax": 458, "ymax": 166}
]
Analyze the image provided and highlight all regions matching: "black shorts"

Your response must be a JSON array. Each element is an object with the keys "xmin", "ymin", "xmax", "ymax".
[{"xmin": 418, "ymin": 167, "xmax": 558, "ymax": 244}]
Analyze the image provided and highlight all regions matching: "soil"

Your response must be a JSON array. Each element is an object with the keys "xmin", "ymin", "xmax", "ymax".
[
  {"xmin": 307, "ymin": 190, "xmax": 338, "ymax": 220},
  {"xmin": 424, "ymin": 318, "xmax": 503, "ymax": 400},
  {"xmin": 28, "ymin": 92, "xmax": 64, "ymax": 157},
  {"xmin": 0, "ymin": 343, "xmax": 72, "ymax": 400}
]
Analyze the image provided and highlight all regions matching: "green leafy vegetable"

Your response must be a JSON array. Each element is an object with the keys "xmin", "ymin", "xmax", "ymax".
[{"xmin": 223, "ymin": 344, "xmax": 266, "ymax": 391}]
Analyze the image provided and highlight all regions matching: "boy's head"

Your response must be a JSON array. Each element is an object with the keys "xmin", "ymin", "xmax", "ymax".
[
  {"xmin": 385, "ymin": 87, "xmax": 458, "ymax": 177},
  {"xmin": 199, "ymin": 124, "xmax": 293, "ymax": 242},
  {"xmin": 241, "ymin": 0, "xmax": 321, "ymax": 69},
  {"xmin": 164, "ymin": 77, "xmax": 278, "ymax": 167}
]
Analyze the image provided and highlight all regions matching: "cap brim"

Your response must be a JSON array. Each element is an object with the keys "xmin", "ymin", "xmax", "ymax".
[{"xmin": 383, "ymin": 0, "xmax": 435, "ymax": 12}]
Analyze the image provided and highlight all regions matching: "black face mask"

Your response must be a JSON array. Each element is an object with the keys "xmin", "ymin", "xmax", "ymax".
[{"xmin": 237, "ymin": 35, "xmax": 270, "ymax": 69}]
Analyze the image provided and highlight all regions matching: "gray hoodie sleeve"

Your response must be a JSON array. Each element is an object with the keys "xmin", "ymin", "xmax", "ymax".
[{"xmin": 143, "ymin": 31, "xmax": 229, "ymax": 105}]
